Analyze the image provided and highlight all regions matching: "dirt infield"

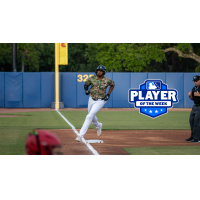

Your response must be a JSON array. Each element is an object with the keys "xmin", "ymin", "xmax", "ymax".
[{"xmin": 47, "ymin": 129, "xmax": 197, "ymax": 155}]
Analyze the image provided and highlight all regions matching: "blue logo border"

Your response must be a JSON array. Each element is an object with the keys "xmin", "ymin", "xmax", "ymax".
[{"xmin": 128, "ymin": 79, "xmax": 179, "ymax": 119}]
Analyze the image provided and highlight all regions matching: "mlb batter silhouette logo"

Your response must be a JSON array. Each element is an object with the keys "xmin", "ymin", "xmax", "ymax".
[{"xmin": 128, "ymin": 79, "xmax": 179, "ymax": 118}]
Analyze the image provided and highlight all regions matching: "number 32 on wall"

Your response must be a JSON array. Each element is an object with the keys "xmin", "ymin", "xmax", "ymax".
[{"xmin": 77, "ymin": 74, "xmax": 93, "ymax": 82}]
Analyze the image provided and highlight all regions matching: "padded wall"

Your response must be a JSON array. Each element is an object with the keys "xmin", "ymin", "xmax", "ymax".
[
  {"xmin": 5, "ymin": 72, "xmax": 23, "ymax": 108},
  {"xmin": 148, "ymin": 73, "xmax": 166, "ymax": 82},
  {"xmin": 113, "ymin": 73, "xmax": 130, "ymax": 108},
  {"xmin": 1, "ymin": 72, "xmax": 199, "ymax": 108},
  {"xmin": 61, "ymin": 72, "xmax": 77, "ymax": 108},
  {"xmin": 41, "ymin": 72, "xmax": 54, "ymax": 107},
  {"xmin": 0, "ymin": 72, "xmax": 5, "ymax": 107},
  {"xmin": 23, "ymin": 73, "xmax": 41, "ymax": 108}
]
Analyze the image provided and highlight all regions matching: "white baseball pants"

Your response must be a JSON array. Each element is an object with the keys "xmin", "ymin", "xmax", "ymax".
[{"xmin": 79, "ymin": 96, "xmax": 106, "ymax": 137}]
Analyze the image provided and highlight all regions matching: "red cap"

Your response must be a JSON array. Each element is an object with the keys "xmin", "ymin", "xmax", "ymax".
[{"xmin": 25, "ymin": 130, "xmax": 61, "ymax": 155}]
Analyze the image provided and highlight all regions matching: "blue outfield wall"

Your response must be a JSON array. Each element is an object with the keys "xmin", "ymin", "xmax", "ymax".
[
  {"xmin": 0, "ymin": 72, "xmax": 5, "ymax": 107},
  {"xmin": 61, "ymin": 72, "xmax": 77, "ymax": 108},
  {"xmin": 5, "ymin": 72, "xmax": 23, "ymax": 108},
  {"xmin": 0, "ymin": 72, "xmax": 200, "ymax": 108},
  {"xmin": 2, "ymin": 72, "xmax": 55, "ymax": 108},
  {"xmin": 113, "ymin": 73, "xmax": 130, "ymax": 108},
  {"xmin": 23, "ymin": 73, "xmax": 41, "ymax": 108},
  {"xmin": 41, "ymin": 72, "xmax": 54, "ymax": 107}
]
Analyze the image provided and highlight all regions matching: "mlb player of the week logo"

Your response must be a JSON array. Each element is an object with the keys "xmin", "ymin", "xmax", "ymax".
[{"xmin": 128, "ymin": 80, "xmax": 179, "ymax": 118}]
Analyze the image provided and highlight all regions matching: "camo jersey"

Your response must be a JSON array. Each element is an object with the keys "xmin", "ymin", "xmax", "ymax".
[{"xmin": 85, "ymin": 75, "xmax": 115, "ymax": 99}]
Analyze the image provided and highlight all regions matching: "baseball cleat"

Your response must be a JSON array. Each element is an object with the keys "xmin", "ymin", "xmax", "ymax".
[
  {"xmin": 97, "ymin": 123, "xmax": 102, "ymax": 136},
  {"xmin": 185, "ymin": 137, "xmax": 193, "ymax": 142},
  {"xmin": 75, "ymin": 135, "xmax": 82, "ymax": 142},
  {"xmin": 190, "ymin": 139, "xmax": 200, "ymax": 143}
]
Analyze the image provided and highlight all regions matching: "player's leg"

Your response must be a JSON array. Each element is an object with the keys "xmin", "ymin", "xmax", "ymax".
[
  {"xmin": 79, "ymin": 100, "xmax": 105, "ymax": 137},
  {"xmin": 192, "ymin": 107, "xmax": 200, "ymax": 140},
  {"xmin": 90, "ymin": 99, "xmax": 105, "ymax": 136},
  {"xmin": 88, "ymin": 96, "xmax": 94, "ymax": 113},
  {"xmin": 188, "ymin": 108, "xmax": 195, "ymax": 140},
  {"xmin": 91, "ymin": 115, "xmax": 100, "ymax": 128},
  {"xmin": 92, "ymin": 100, "xmax": 107, "ymax": 136},
  {"xmin": 91, "ymin": 115, "xmax": 102, "ymax": 136},
  {"xmin": 76, "ymin": 97, "xmax": 94, "ymax": 141},
  {"xmin": 87, "ymin": 96, "xmax": 100, "ymax": 128},
  {"xmin": 92, "ymin": 100, "xmax": 107, "ymax": 128}
]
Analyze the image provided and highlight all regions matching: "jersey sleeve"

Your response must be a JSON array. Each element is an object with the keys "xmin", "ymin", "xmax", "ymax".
[
  {"xmin": 107, "ymin": 78, "xmax": 115, "ymax": 86},
  {"xmin": 85, "ymin": 77, "xmax": 92, "ymax": 86}
]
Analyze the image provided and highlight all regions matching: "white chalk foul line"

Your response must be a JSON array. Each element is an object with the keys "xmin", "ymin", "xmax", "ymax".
[{"xmin": 55, "ymin": 109, "xmax": 99, "ymax": 155}]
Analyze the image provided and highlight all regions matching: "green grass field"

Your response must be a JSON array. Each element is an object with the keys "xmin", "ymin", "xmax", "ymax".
[
  {"xmin": 60, "ymin": 110, "xmax": 191, "ymax": 130},
  {"xmin": 0, "ymin": 110, "xmax": 194, "ymax": 155}
]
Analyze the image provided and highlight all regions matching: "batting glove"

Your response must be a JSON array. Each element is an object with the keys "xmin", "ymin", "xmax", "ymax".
[
  {"xmin": 85, "ymin": 90, "xmax": 90, "ymax": 95},
  {"xmin": 104, "ymin": 94, "xmax": 110, "ymax": 101},
  {"xmin": 84, "ymin": 84, "xmax": 90, "ymax": 95}
]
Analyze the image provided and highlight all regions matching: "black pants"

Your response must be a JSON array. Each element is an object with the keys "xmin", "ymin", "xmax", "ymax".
[{"xmin": 189, "ymin": 105, "xmax": 200, "ymax": 139}]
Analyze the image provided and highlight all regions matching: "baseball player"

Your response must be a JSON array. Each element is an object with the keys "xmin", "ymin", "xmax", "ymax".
[
  {"xmin": 186, "ymin": 75, "xmax": 200, "ymax": 143},
  {"xmin": 76, "ymin": 65, "xmax": 115, "ymax": 142},
  {"xmin": 26, "ymin": 130, "xmax": 62, "ymax": 155}
]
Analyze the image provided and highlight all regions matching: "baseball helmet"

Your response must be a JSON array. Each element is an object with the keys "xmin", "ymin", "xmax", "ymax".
[
  {"xmin": 25, "ymin": 130, "xmax": 61, "ymax": 155},
  {"xmin": 95, "ymin": 65, "xmax": 106, "ymax": 75},
  {"xmin": 192, "ymin": 75, "xmax": 200, "ymax": 82}
]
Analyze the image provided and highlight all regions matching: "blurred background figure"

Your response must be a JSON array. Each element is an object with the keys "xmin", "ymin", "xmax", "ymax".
[
  {"xmin": 186, "ymin": 75, "xmax": 200, "ymax": 143},
  {"xmin": 25, "ymin": 129, "xmax": 62, "ymax": 155}
]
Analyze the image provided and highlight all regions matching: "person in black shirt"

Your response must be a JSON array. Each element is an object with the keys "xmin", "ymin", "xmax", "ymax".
[{"xmin": 186, "ymin": 75, "xmax": 200, "ymax": 143}]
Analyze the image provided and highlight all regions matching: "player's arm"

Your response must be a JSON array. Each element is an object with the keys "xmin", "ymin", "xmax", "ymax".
[
  {"xmin": 108, "ymin": 85, "xmax": 114, "ymax": 95},
  {"xmin": 84, "ymin": 78, "xmax": 91, "ymax": 95},
  {"xmin": 104, "ymin": 81, "xmax": 115, "ymax": 101},
  {"xmin": 188, "ymin": 91, "xmax": 193, "ymax": 100}
]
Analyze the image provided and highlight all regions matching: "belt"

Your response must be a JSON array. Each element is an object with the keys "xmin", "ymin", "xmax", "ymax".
[{"xmin": 92, "ymin": 98, "xmax": 104, "ymax": 101}]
